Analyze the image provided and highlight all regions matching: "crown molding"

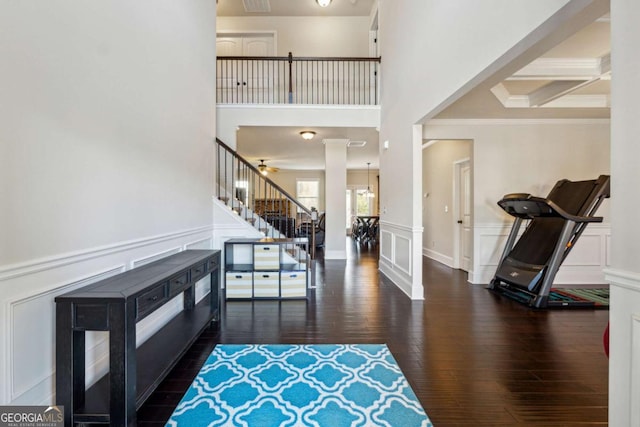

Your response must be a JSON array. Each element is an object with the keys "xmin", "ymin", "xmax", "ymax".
[
  {"xmin": 509, "ymin": 56, "xmax": 610, "ymax": 80},
  {"xmin": 491, "ymin": 82, "xmax": 609, "ymax": 109}
]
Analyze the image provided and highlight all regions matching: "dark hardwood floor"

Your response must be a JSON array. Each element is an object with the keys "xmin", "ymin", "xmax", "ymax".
[{"xmin": 138, "ymin": 239, "xmax": 609, "ymax": 426}]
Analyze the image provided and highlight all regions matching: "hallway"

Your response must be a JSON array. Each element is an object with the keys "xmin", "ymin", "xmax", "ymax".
[{"xmin": 139, "ymin": 240, "xmax": 609, "ymax": 426}]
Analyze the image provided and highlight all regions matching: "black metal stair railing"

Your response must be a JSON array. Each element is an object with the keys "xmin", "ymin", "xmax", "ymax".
[
  {"xmin": 217, "ymin": 52, "xmax": 381, "ymax": 105},
  {"xmin": 215, "ymin": 138, "xmax": 318, "ymax": 258}
]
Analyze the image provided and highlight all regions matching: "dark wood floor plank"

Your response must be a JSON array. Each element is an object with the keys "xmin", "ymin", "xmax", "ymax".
[{"xmin": 138, "ymin": 240, "xmax": 609, "ymax": 425}]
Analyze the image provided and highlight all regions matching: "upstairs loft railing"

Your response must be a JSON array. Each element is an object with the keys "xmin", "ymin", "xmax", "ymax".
[
  {"xmin": 217, "ymin": 52, "xmax": 381, "ymax": 105},
  {"xmin": 215, "ymin": 138, "xmax": 319, "ymax": 257}
]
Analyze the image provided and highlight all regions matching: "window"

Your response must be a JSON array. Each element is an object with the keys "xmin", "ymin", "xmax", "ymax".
[
  {"xmin": 235, "ymin": 180, "xmax": 248, "ymax": 205},
  {"xmin": 296, "ymin": 179, "xmax": 320, "ymax": 211},
  {"xmin": 346, "ymin": 187, "xmax": 373, "ymax": 227}
]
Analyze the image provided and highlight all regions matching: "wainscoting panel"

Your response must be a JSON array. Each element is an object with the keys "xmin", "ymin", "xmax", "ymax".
[
  {"xmin": 131, "ymin": 247, "xmax": 183, "ymax": 268},
  {"xmin": 0, "ymin": 225, "xmax": 214, "ymax": 405},
  {"xmin": 473, "ymin": 223, "xmax": 610, "ymax": 284},
  {"xmin": 380, "ymin": 230, "xmax": 393, "ymax": 265},
  {"xmin": 394, "ymin": 235, "xmax": 412, "ymax": 276},
  {"xmin": 185, "ymin": 237, "xmax": 214, "ymax": 250},
  {"xmin": 631, "ymin": 314, "xmax": 640, "ymax": 426},
  {"xmin": 562, "ymin": 234, "xmax": 602, "ymax": 266},
  {"xmin": 606, "ymin": 268, "xmax": 640, "ymax": 427},
  {"xmin": 378, "ymin": 221, "xmax": 423, "ymax": 300},
  {"xmin": 8, "ymin": 266, "xmax": 124, "ymax": 403}
]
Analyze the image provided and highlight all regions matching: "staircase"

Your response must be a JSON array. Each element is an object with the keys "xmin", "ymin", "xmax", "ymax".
[{"xmin": 215, "ymin": 138, "xmax": 319, "ymax": 259}]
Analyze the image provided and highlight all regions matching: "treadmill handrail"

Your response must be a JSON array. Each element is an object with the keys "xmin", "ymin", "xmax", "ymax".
[{"xmin": 498, "ymin": 194, "xmax": 603, "ymax": 223}]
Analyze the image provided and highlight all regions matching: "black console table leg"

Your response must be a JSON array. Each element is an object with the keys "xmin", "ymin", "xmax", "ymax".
[
  {"xmin": 108, "ymin": 302, "xmax": 137, "ymax": 427},
  {"xmin": 55, "ymin": 303, "xmax": 73, "ymax": 426}
]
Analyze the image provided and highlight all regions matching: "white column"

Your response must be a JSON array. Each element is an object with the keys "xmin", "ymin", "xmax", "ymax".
[
  {"xmin": 607, "ymin": 1, "xmax": 640, "ymax": 425},
  {"xmin": 323, "ymin": 139, "xmax": 348, "ymax": 259}
]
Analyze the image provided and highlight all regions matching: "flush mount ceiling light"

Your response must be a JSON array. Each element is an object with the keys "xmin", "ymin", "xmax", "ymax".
[
  {"xmin": 316, "ymin": 0, "xmax": 332, "ymax": 7},
  {"xmin": 300, "ymin": 131, "xmax": 316, "ymax": 140}
]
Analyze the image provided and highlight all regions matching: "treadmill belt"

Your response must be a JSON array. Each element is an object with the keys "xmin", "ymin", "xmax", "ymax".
[
  {"xmin": 509, "ymin": 218, "xmax": 564, "ymax": 266},
  {"xmin": 505, "ymin": 179, "xmax": 600, "ymax": 266}
]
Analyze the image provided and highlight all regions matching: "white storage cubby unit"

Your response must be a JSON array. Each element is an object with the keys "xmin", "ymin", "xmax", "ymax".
[{"xmin": 224, "ymin": 238, "xmax": 309, "ymax": 299}]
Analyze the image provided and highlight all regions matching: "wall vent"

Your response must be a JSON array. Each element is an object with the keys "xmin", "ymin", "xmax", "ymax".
[{"xmin": 347, "ymin": 140, "xmax": 367, "ymax": 147}]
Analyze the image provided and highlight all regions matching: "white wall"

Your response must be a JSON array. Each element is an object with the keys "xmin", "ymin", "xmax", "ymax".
[
  {"xmin": 425, "ymin": 119, "xmax": 611, "ymax": 284},
  {"xmin": 217, "ymin": 16, "xmax": 371, "ymax": 57},
  {"xmin": 0, "ymin": 1, "xmax": 216, "ymax": 405},
  {"xmin": 422, "ymin": 140, "xmax": 472, "ymax": 266},
  {"xmin": 377, "ymin": 0, "xmax": 581, "ymax": 299},
  {"xmin": 607, "ymin": 0, "xmax": 640, "ymax": 424},
  {"xmin": 265, "ymin": 170, "xmax": 326, "ymax": 211}
]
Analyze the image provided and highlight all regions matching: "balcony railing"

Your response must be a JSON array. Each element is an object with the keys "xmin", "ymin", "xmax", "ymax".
[{"xmin": 217, "ymin": 53, "xmax": 381, "ymax": 105}]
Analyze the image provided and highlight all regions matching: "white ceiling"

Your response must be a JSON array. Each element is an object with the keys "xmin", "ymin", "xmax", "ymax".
[
  {"xmin": 216, "ymin": 0, "xmax": 376, "ymax": 17},
  {"xmin": 221, "ymin": 3, "xmax": 610, "ymax": 170},
  {"xmin": 237, "ymin": 126, "xmax": 380, "ymax": 170}
]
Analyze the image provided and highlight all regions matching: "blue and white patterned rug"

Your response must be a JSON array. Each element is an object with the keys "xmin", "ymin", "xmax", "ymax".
[{"xmin": 166, "ymin": 344, "xmax": 432, "ymax": 427}]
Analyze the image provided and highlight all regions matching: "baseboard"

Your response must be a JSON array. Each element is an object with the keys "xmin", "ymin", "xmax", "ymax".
[
  {"xmin": 423, "ymin": 248, "xmax": 453, "ymax": 268},
  {"xmin": 379, "ymin": 263, "xmax": 413, "ymax": 299}
]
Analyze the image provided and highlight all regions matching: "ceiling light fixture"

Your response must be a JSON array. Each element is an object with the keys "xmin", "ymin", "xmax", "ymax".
[
  {"xmin": 366, "ymin": 162, "xmax": 375, "ymax": 198},
  {"xmin": 316, "ymin": 0, "xmax": 332, "ymax": 7},
  {"xmin": 300, "ymin": 131, "xmax": 316, "ymax": 140},
  {"xmin": 258, "ymin": 160, "xmax": 268, "ymax": 176}
]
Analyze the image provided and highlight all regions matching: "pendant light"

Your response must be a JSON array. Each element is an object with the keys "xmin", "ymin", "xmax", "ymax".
[
  {"xmin": 316, "ymin": 0, "xmax": 332, "ymax": 7},
  {"xmin": 366, "ymin": 162, "xmax": 375, "ymax": 198}
]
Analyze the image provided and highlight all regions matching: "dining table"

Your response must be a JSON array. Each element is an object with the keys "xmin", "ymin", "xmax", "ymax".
[{"xmin": 352, "ymin": 215, "xmax": 379, "ymax": 243}]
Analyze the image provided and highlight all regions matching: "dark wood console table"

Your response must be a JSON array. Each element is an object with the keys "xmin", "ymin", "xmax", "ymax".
[{"xmin": 55, "ymin": 249, "xmax": 221, "ymax": 426}]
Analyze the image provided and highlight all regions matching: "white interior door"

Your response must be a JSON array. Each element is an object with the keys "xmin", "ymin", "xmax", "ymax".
[
  {"xmin": 242, "ymin": 37, "xmax": 274, "ymax": 56},
  {"xmin": 216, "ymin": 34, "xmax": 274, "ymax": 56},
  {"xmin": 216, "ymin": 37, "xmax": 243, "ymax": 56},
  {"xmin": 216, "ymin": 34, "xmax": 275, "ymax": 101},
  {"xmin": 458, "ymin": 161, "xmax": 472, "ymax": 272}
]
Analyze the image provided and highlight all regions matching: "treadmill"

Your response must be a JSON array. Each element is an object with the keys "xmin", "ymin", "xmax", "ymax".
[{"xmin": 488, "ymin": 175, "xmax": 610, "ymax": 308}]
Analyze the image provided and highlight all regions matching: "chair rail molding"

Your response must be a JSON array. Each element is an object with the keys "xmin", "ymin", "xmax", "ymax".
[{"xmin": 0, "ymin": 225, "xmax": 214, "ymax": 282}]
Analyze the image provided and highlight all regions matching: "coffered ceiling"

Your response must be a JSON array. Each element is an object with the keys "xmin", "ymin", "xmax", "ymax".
[{"xmin": 435, "ymin": 15, "xmax": 610, "ymax": 119}]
